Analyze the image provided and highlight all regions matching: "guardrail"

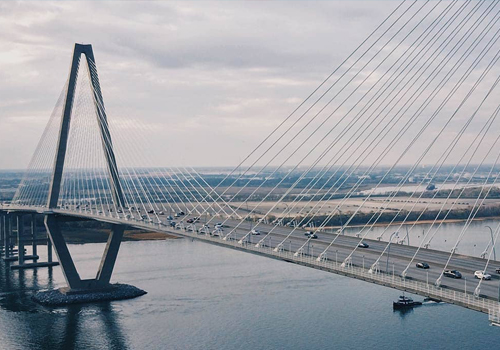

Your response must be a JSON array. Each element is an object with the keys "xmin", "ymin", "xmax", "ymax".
[{"xmin": 490, "ymin": 307, "xmax": 500, "ymax": 326}]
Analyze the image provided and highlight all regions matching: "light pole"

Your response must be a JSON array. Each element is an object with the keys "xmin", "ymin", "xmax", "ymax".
[
  {"xmin": 386, "ymin": 232, "xmax": 399, "ymax": 273},
  {"xmin": 283, "ymin": 203, "xmax": 289, "ymax": 225},
  {"xmin": 245, "ymin": 202, "xmax": 252, "ymax": 230},
  {"xmin": 404, "ymin": 225, "xmax": 410, "ymax": 246},
  {"xmin": 486, "ymin": 226, "xmax": 496, "ymax": 261},
  {"xmin": 337, "ymin": 209, "xmax": 343, "ymax": 234}
]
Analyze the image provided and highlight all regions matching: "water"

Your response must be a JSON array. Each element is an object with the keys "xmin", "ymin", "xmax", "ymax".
[{"xmin": 0, "ymin": 238, "xmax": 498, "ymax": 350}]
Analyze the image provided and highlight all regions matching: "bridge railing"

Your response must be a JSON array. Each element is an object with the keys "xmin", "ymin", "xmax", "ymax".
[{"xmin": 489, "ymin": 307, "xmax": 500, "ymax": 326}]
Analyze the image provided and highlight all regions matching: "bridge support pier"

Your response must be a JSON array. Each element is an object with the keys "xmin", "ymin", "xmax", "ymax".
[
  {"xmin": 44, "ymin": 215, "xmax": 127, "ymax": 291},
  {"xmin": 3, "ymin": 214, "xmax": 14, "ymax": 260},
  {"xmin": 33, "ymin": 214, "xmax": 145, "ymax": 305},
  {"xmin": 17, "ymin": 215, "xmax": 25, "ymax": 265},
  {"xmin": 0, "ymin": 212, "xmax": 4, "ymax": 255},
  {"xmin": 9, "ymin": 214, "xmax": 58, "ymax": 270}
]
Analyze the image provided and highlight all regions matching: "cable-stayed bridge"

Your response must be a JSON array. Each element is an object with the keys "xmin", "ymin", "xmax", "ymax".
[{"xmin": 2, "ymin": 0, "xmax": 500, "ymax": 325}]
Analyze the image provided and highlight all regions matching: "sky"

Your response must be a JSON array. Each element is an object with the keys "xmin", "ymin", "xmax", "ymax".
[
  {"xmin": 0, "ymin": 1, "xmax": 398, "ymax": 169},
  {"xmin": 2, "ymin": 1, "xmax": 500, "ymax": 171}
]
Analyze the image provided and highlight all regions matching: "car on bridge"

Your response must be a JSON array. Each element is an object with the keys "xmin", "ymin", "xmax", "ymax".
[
  {"xmin": 251, "ymin": 229, "xmax": 261, "ymax": 235},
  {"xmin": 496, "ymin": 267, "xmax": 500, "ymax": 274},
  {"xmin": 444, "ymin": 270, "xmax": 462, "ymax": 279},
  {"xmin": 474, "ymin": 271, "xmax": 492, "ymax": 280},
  {"xmin": 306, "ymin": 232, "xmax": 318, "ymax": 239},
  {"xmin": 416, "ymin": 262, "xmax": 430, "ymax": 269},
  {"xmin": 186, "ymin": 218, "xmax": 194, "ymax": 223},
  {"xmin": 358, "ymin": 242, "xmax": 369, "ymax": 248}
]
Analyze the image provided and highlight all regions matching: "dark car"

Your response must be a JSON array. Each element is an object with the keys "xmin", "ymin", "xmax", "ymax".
[
  {"xmin": 443, "ymin": 270, "xmax": 462, "ymax": 279},
  {"xmin": 169, "ymin": 221, "xmax": 176, "ymax": 227},
  {"xmin": 416, "ymin": 262, "xmax": 430, "ymax": 269},
  {"xmin": 496, "ymin": 268, "xmax": 500, "ymax": 274},
  {"xmin": 304, "ymin": 231, "xmax": 313, "ymax": 236},
  {"xmin": 179, "ymin": 211, "xmax": 185, "ymax": 216},
  {"xmin": 358, "ymin": 242, "xmax": 369, "ymax": 248},
  {"xmin": 186, "ymin": 218, "xmax": 194, "ymax": 223},
  {"xmin": 307, "ymin": 232, "xmax": 318, "ymax": 239}
]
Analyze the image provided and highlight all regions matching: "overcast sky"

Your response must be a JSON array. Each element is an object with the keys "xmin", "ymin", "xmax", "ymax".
[
  {"xmin": 0, "ymin": 1, "xmax": 401, "ymax": 169},
  {"xmin": 3, "ymin": 1, "xmax": 500, "ymax": 173}
]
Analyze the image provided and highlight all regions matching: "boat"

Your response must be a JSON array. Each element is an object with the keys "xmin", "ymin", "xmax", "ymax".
[{"xmin": 393, "ymin": 295, "xmax": 422, "ymax": 310}]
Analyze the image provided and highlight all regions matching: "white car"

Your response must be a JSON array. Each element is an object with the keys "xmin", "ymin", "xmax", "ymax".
[
  {"xmin": 251, "ymin": 229, "xmax": 261, "ymax": 235},
  {"xmin": 474, "ymin": 271, "xmax": 492, "ymax": 280}
]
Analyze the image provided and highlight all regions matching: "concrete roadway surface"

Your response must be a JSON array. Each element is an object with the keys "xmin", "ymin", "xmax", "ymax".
[{"xmin": 164, "ymin": 214, "xmax": 500, "ymax": 302}]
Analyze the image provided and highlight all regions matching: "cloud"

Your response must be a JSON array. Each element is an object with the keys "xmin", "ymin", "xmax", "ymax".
[{"xmin": 1, "ymin": 1, "xmax": 499, "ymax": 172}]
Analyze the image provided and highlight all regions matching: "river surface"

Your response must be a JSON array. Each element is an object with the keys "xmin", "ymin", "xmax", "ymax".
[{"xmin": 0, "ymin": 234, "xmax": 499, "ymax": 350}]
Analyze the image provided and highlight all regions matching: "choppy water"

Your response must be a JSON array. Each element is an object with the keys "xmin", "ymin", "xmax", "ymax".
[{"xmin": 0, "ymin": 237, "xmax": 498, "ymax": 350}]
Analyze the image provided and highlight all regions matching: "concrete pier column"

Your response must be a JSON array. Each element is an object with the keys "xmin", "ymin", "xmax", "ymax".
[
  {"xmin": 0, "ymin": 213, "xmax": 4, "ymax": 254},
  {"xmin": 96, "ymin": 224, "xmax": 125, "ymax": 286},
  {"xmin": 44, "ymin": 215, "xmax": 82, "ymax": 290},
  {"xmin": 17, "ymin": 215, "xmax": 25, "ymax": 265},
  {"xmin": 5, "ymin": 215, "xmax": 13, "ymax": 258},
  {"xmin": 31, "ymin": 214, "xmax": 37, "ymax": 259},
  {"xmin": 47, "ymin": 239, "xmax": 53, "ymax": 263}
]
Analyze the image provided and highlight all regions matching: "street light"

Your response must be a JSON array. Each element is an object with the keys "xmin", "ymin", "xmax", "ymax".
[
  {"xmin": 485, "ymin": 226, "xmax": 496, "ymax": 261},
  {"xmin": 386, "ymin": 232, "xmax": 399, "ymax": 273},
  {"xmin": 337, "ymin": 208, "xmax": 343, "ymax": 234}
]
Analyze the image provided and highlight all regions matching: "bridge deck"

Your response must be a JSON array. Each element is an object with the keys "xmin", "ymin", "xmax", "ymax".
[{"xmin": 2, "ymin": 206, "xmax": 500, "ymax": 319}]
